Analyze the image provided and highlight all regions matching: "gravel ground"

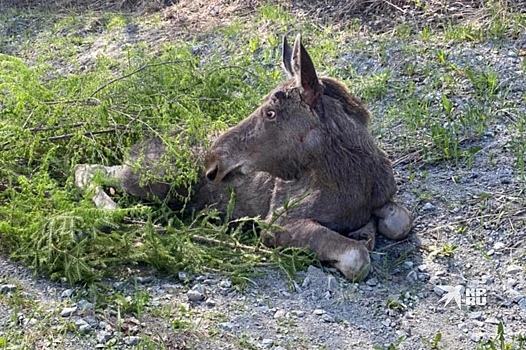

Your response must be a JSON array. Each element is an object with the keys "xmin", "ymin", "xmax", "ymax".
[{"xmin": 1, "ymin": 2, "xmax": 526, "ymax": 349}]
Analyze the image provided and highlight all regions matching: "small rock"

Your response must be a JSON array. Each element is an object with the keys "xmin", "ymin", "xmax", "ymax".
[
  {"xmin": 136, "ymin": 276, "xmax": 153, "ymax": 284},
  {"xmin": 382, "ymin": 318, "xmax": 391, "ymax": 327},
  {"xmin": 77, "ymin": 299, "xmax": 93, "ymax": 311},
  {"xmin": 406, "ymin": 271, "xmax": 418, "ymax": 283},
  {"xmin": 96, "ymin": 330, "xmax": 112, "ymax": 344},
  {"xmin": 192, "ymin": 284, "xmax": 206, "ymax": 294},
  {"xmin": 61, "ymin": 289, "xmax": 74, "ymax": 298},
  {"xmin": 417, "ymin": 264, "xmax": 428, "ymax": 272},
  {"xmin": 434, "ymin": 286, "xmax": 445, "ymax": 297},
  {"xmin": 261, "ymin": 338, "xmax": 274, "ymax": 348},
  {"xmin": 487, "ymin": 249, "xmax": 495, "ymax": 256},
  {"xmin": 60, "ymin": 306, "xmax": 77, "ymax": 317},
  {"xmin": 203, "ymin": 279, "xmax": 218, "ymax": 285},
  {"xmin": 78, "ymin": 324, "xmax": 92, "ymax": 334},
  {"xmin": 507, "ymin": 50, "xmax": 517, "ymax": 57},
  {"xmin": 204, "ymin": 298, "xmax": 216, "ymax": 307},
  {"xmin": 403, "ymin": 261, "xmax": 414, "ymax": 269},
  {"xmin": 112, "ymin": 282, "xmax": 125, "ymax": 290},
  {"xmin": 313, "ymin": 309, "xmax": 325, "ymax": 315},
  {"xmin": 423, "ymin": 203, "xmax": 436, "ymax": 211},
  {"xmin": 187, "ymin": 289, "xmax": 205, "ymax": 302},
  {"xmin": 322, "ymin": 314, "xmax": 335, "ymax": 323},
  {"xmin": 302, "ymin": 276, "xmax": 311, "ymax": 288},
  {"xmin": 485, "ymin": 317, "xmax": 500, "ymax": 325},
  {"xmin": 0, "ymin": 284, "xmax": 16, "ymax": 294},
  {"xmin": 178, "ymin": 272, "xmax": 189, "ymax": 281},
  {"xmin": 366, "ymin": 277, "xmax": 378, "ymax": 287},
  {"xmin": 83, "ymin": 316, "xmax": 98, "ymax": 328},
  {"xmin": 123, "ymin": 336, "xmax": 141, "ymax": 346},
  {"xmin": 219, "ymin": 322, "xmax": 235, "ymax": 331},
  {"xmin": 507, "ymin": 278, "xmax": 518, "ymax": 288},
  {"xmin": 493, "ymin": 242, "xmax": 505, "ymax": 250},
  {"xmin": 219, "ymin": 279, "xmax": 232, "ymax": 289},
  {"xmin": 291, "ymin": 310, "xmax": 305, "ymax": 317},
  {"xmin": 518, "ymin": 298, "xmax": 526, "ymax": 310},
  {"xmin": 458, "ymin": 323, "xmax": 469, "ymax": 332},
  {"xmin": 327, "ymin": 276, "xmax": 339, "ymax": 292},
  {"xmin": 468, "ymin": 311, "xmax": 483, "ymax": 320},
  {"xmin": 418, "ymin": 273, "xmax": 431, "ymax": 281},
  {"xmin": 292, "ymin": 281, "xmax": 302, "ymax": 293},
  {"xmin": 469, "ymin": 332, "xmax": 483, "ymax": 342},
  {"xmin": 274, "ymin": 309, "xmax": 286, "ymax": 319},
  {"xmin": 481, "ymin": 275, "xmax": 494, "ymax": 285},
  {"xmin": 506, "ymin": 265, "xmax": 523, "ymax": 275},
  {"xmin": 473, "ymin": 320, "xmax": 484, "ymax": 328}
]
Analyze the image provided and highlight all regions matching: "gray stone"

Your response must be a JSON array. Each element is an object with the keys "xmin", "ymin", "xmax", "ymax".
[
  {"xmin": 112, "ymin": 282, "xmax": 125, "ymax": 290},
  {"xmin": 434, "ymin": 286, "xmax": 445, "ymax": 297},
  {"xmin": 136, "ymin": 276, "xmax": 153, "ymax": 284},
  {"xmin": 219, "ymin": 322, "xmax": 235, "ymax": 331},
  {"xmin": 313, "ymin": 309, "xmax": 325, "ymax": 315},
  {"xmin": 274, "ymin": 309, "xmax": 286, "ymax": 319},
  {"xmin": 458, "ymin": 323, "xmax": 469, "ymax": 332},
  {"xmin": 204, "ymin": 298, "xmax": 216, "ymax": 307},
  {"xmin": 468, "ymin": 311, "xmax": 483, "ymax": 320},
  {"xmin": 493, "ymin": 242, "xmax": 505, "ymax": 250},
  {"xmin": 79, "ymin": 324, "xmax": 92, "ymax": 334},
  {"xmin": 423, "ymin": 202, "xmax": 436, "ymax": 211},
  {"xmin": 469, "ymin": 332, "xmax": 483, "ymax": 342},
  {"xmin": 60, "ymin": 306, "xmax": 77, "ymax": 317},
  {"xmin": 485, "ymin": 317, "xmax": 500, "ymax": 324},
  {"xmin": 187, "ymin": 289, "xmax": 205, "ymax": 302},
  {"xmin": 403, "ymin": 261, "xmax": 414, "ymax": 269},
  {"xmin": 518, "ymin": 298, "xmax": 526, "ymax": 310},
  {"xmin": 96, "ymin": 330, "xmax": 112, "ymax": 344},
  {"xmin": 61, "ymin": 289, "xmax": 74, "ymax": 298},
  {"xmin": 0, "ymin": 284, "xmax": 16, "ymax": 294},
  {"xmin": 123, "ymin": 336, "xmax": 142, "ymax": 346},
  {"xmin": 219, "ymin": 279, "xmax": 232, "ymax": 289},
  {"xmin": 291, "ymin": 310, "xmax": 305, "ymax": 317},
  {"xmin": 327, "ymin": 275, "xmax": 340, "ymax": 292},
  {"xmin": 261, "ymin": 338, "xmax": 274, "ymax": 348},
  {"xmin": 366, "ymin": 277, "xmax": 378, "ymax": 287},
  {"xmin": 322, "ymin": 314, "xmax": 335, "ymax": 323},
  {"xmin": 506, "ymin": 265, "xmax": 523, "ymax": 275},
  {"xmin": 77, "ymin": 299, "xmax": 93, "ymax": 311},
  {"xmin": 178, "ymin": 271, "xmax": 189, "ymax": 281},
  {"xmin": 406, "ymin": 270, "xmax": 418, "ymax": 283},
  {"xmin": 417, "ymin": 264, "xmax": 428, "ymax": 272},
  {"xmin": 83, "ymin": 316, "xmax": 98, "ymax": 328}
]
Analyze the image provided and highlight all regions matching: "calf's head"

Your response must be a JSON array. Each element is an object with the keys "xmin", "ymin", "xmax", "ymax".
[{"xmin": 205, "ymin": 34, "xmax": 326, "ymax": 183}]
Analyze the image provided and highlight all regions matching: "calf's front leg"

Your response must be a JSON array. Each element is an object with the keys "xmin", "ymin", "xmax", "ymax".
[{"xmin": 262, "ymin": 219, "xmax": 371, "ymax": 281}]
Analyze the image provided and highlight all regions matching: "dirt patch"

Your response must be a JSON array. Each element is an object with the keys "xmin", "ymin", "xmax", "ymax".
[
  {"xmin": 3, "ymin": 0, "xmax": 526, "ymax": 33},
  {"xmin": 0, "ymin": 0, "xmax": 176, "ymax": 12}
]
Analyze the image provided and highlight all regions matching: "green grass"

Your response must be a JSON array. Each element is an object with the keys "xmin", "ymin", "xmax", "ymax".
[
  {"xmin": 0, "ymin": 1, "xmax": 525, "ymax": 287},
  {"xmin": 0, "ymin": 10, "xmax": 316, "ymax": 284}
]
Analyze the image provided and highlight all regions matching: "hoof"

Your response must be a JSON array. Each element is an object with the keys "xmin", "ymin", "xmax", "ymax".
[
  {"xmin": 334, "ymin": 243, "xmax": 371, "ymax": 281},
  {"xmin": 374, "ymin": 202, "xmax": 413, "ymax": 241}
]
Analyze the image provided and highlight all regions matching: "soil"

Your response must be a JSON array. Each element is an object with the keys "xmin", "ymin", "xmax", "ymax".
[{"xmin": 1, "ymin": 1, "xmax": 525, "ymax": 349}]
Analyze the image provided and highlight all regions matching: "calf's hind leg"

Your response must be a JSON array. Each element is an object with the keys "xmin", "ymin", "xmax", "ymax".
[
  {"xmin": 373, "ymin": 201, "xmax": 413, "ymax": 241},
  {"xmin": 262, "ymin": 219, "xmax": 371, "ymax": 281}
]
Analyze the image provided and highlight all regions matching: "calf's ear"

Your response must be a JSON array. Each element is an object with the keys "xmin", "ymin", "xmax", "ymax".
[
  {"xmin": 282, "ymin": 36, "xmax": 294, "ymax": 78},
  {"xmin": 291, "ymin": 34, "xmax": 322, "ymax": 107}
]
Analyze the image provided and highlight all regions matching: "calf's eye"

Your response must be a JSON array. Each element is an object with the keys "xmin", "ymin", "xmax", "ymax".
[{"xmin": 266, "ymin": 110, "xmax": 276, "ymax": 120}]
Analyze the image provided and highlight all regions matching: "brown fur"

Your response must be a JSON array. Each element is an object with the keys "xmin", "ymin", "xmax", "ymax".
[{"xmin": 83, "ymin": 34, "xmax": 413, "ymax": 281}]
